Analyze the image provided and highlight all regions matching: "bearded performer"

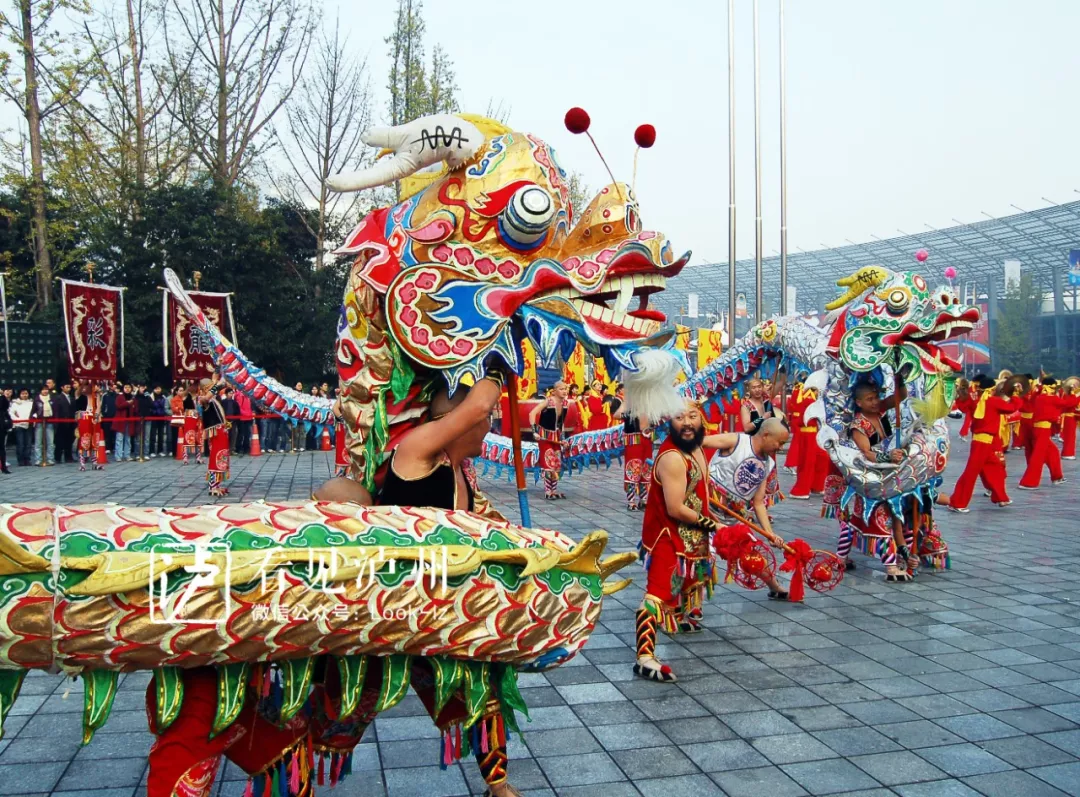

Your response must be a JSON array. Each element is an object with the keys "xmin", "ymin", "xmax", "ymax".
[
  {"xmin": 623, "ymin": 412, "xmax": 653, "ymax": 511},
  {"xmin": 707, "ymin": 418, "xmax": 792, "ymax": 599},
  {"xmin": 948, "ymin": 374, "xmax": 1023, "ymax": 512},
  {"xmin": 634, "ymin": 402, "xmax": 720, "ymax": 683},
  {"xmin": 1018, "ymin": 376, "xmax": 1077, "ymax": 490},
  {"xmin": 198, "ymin": 380, "xmax": 231, "ymax": 497},
  {"xmin": 529, "ymin": 381, "xmax": 568, "ymax": 500},
  {"xmin": 74, "ymin": 381, "xmax": 104, "ymax": 471},
  {"xmin": 788, "ymin": 384, "xmax": 829, "ymax": 499},
  {"xmin": 1061, "ymin": 377, "xmax": 1079, "ymax": 460}
]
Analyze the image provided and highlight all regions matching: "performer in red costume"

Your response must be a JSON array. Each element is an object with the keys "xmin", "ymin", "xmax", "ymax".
[
  {"xmin": 634, "ymin": 402, "xmax": 719, "ymax": 683},
  {"xmin": 948, "ymin": 374, "xmax": 1023, "ymax": 512},
  {"xmin": 782, "ymin": 381, "xmax": 804, "ymax": 473},
  {"xmin": 529, "ymin": 382, "xmax": 568, "ymax": 499},
  {"xmin": 953, "ymin": 379, "xmax": 975, "ymax": 440},
  {"xmin": 1060, "ymin": 377, "xmax": 1079, "ymax": 460},
  {"xmin": 788, "ymin": 384, "xmax": 829, "ymax": 499},
  {"xmin": 1018, "ymin": 376, "xmax": 1078, "ymax": 490},
  {"xmin": 622, "ymin": 411, "xmax": 653, "ymax": 511},
  {"xmin": 581, "ymin": 379, "xmax": 611, "ymax": 431},
  {"xmin": 1016, "ymin": 382, "xmax": 1037, "ymax": 460},
  {"xmin": 74, "ymin": 381, "xmax": 105, "ymax": 471},
  {"xmin": 198, "ymin": 380, "xmax": 231, "ymax": 497}
]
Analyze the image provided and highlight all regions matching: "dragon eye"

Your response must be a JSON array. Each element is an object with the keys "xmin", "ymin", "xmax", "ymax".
[
  {"xmin": 885, "ymin": 287, "xmax": 910, "ymax": 314},
  {"xmin": 940, "ymin": 293, "xmax": 951, "ymax": 305},
  {"xmin": 501, "ymin": 186, "xmax": 555, "ymax": 248}
]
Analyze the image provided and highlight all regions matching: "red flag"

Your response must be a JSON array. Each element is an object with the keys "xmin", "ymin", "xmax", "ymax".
[
  {"xmin": 164, "ymin": 291, "xmax": 235, "ymax": 381},
  {"xmin": 62, "ymin": 280, "xmax": 123, "ymax": 381}
]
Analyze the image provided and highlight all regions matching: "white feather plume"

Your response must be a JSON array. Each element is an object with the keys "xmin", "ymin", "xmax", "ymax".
[{"xmin": 620, "ymin": 349, "xmax": 688, "ymax": 425}]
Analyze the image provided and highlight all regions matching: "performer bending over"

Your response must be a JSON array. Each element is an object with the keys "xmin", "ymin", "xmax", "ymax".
[
  {"xmin": 948, "ymin": 374, "xmax": 1022, "ymax": 512},
  {"xmin": 529, "ymin": 382, "xmax": 568, "ymax": 500},
  {"xmin": 707, "ymin": 418, "xmax": 792, "ymax": 599}
]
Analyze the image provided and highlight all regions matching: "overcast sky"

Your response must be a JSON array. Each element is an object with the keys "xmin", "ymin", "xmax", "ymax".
[{"xmin": 335, "ymin": 0, "xmax": 1080, "ymax": 269}]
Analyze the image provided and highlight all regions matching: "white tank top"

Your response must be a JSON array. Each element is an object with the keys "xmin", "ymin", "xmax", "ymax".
[{"xmin": 708, "ymin": 434, "xmax": 774, "ymax": 502}]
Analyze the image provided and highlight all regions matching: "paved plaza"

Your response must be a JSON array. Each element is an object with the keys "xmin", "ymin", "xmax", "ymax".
[{"xmin": 0, "ymin": 423, "xmax": 1079, "ymax": 797}]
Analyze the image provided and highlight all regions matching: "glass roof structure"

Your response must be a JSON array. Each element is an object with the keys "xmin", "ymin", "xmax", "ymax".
[{"xmin": 654, "ymin": 199, "xmax": 1080, "ymax": 323}]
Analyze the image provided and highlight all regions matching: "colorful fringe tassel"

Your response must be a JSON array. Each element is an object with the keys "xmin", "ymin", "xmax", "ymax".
[
  {"xmin": 439, "ymin": 714, "xmax": 506, "ymax": 769},
  {"xmin": 246, "ymin": 740, "xmax": 353, "ymax": 796}
]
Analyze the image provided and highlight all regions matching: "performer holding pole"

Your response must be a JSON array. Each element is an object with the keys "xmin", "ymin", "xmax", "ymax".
[
  {"xmin": 507, "ymin": 373, "xmax": 532, "ymax": 526},
  {"xmin": 198, "ymin": 378, "xmax": 231, "ymax": 497}
]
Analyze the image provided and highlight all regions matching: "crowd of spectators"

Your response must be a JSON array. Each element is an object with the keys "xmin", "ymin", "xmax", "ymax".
[{"xmin": 0, "ymin": 379, "xmax": 339, "ymax": 473}]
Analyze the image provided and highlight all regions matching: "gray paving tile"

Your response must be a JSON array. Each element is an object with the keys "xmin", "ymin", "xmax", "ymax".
[
  {"xmin": 610, "ymin": 745, "xmax": 699, "ymax": 779},
  {"xmin": 850, "ymin": 751, "xmax": 949, "ymax": 786},
  {"xmin": 933, "ymin": 713, "xmax": 1026, "ymax": 742},
  {"xmin": 992, "ymin": 707, "xmax": 1078, "ymax": 734},
  {"xmin": 683, "ymin": 738, "xmax": 769, "ymax": 771},
  {"xmin": 875, "ymin": 720, "xmax": 966, "ymax": 749},
  {"xmin": 1029, "ymin": 762, "xmax": 1080, "ymax": 795},
  {"xmin": 894, "ymin": 781, "xmax": 984, "ymax": 797},
  {"xmin": 710, "ymin": 765, "xmax": 808, "ymax": 797},
  {"xmin": 637, "ymin": 774, "xmax": 724, "ymax": 797},
  {"xmin": 914, "ymin": 743, "xmax": 1013, "ymax": 777},
  {"xmin": 815, "ymin": 727, "xmax": 903, "ymax": 756},
  {"xmin": 750, "ymin": 733, "xmax": 838, "ymax": 764},
  {"xmin": 537, "ymin": 751, "xmax": 624, "ymax": 787},
  {"xmin": 980, "ymin": 734, "xmax": 1079, "ymax": 768},
  {"xmin": 782, "ymin": 759, "xmax": 883, "ymax": 793},
  {"xmin": 962, "ymin": 769, "xmax": 1071, "ymax": 797}
]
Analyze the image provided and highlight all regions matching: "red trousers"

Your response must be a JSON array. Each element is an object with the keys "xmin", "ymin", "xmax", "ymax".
[
  {"xmin": 1062, "ymin": 414, "xmax": 1077, "ymax": 459},
  {"xmin": 1019, "ymin": 426, "xmax": 1064, "ymax": 488},
  {"xmin": 789, "ymin": 429, "xmax": 828, "ymax": 497},
  {"xmin": 783, "ymin": 425, "xmax": 803, "ymax": 467},
  {"xmin": 950, "ymin": 439, "xmax": 1008, "ymax": 508}
]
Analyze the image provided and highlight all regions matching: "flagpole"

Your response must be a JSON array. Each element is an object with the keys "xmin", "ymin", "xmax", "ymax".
[
  {"xmin": 753, "ymin": 0, "xmax": 763, "ymax": 323},
  {"xmin": 727, "ymin": 0, "xmax": 737, "ymax": 348},
  {"xmin": 506, "ymin": 373, "xmax": 532, "ymax": 527},
  {"xmin": 779, "ymin": 0, "xmax": 789, "ymax": 316}
]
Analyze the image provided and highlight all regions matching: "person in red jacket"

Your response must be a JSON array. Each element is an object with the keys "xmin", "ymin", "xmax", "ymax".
[
  {"xmin": 1060, "ymin": 377, "xmax": 1079, "ymax": 460},
  {"xmin": 1018, "ymin": 376, "xmax": 1078, "ymax": 489},
  {"xmin": 782, "ymin": 382, "xmax": 804, "ymax": 473},
  {"xmin": 788, "ymin": 384, "xmax": 829, "ymax": 499},
  {"xmin": 1016, "ymin": 383, "xmax": 1037, "ymax": 461},
  {"xmin": 953, "ymin": 379, "xmax": 975, "ymax": 440},
  {"xmin": 948, "ymin": 374, "xmax": 1023, "ymax": 512}
]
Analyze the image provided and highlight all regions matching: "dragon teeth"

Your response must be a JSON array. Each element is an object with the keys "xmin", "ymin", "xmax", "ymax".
[{"xmin": 614, "ymin": 280, "xmax": 634, "ymax": 314}]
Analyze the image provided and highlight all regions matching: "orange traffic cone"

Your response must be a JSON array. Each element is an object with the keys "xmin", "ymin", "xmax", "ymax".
[
  {"xmin": 95, "ymin": 432, "xmax": 108, "ymax": 466},
  {"xmin": 175, "ymin": 421, "xmax": 184, "ymax": 460},
  {"xmin": 320, "ymin": 426, "xmax": 332, "ymax": 451},
  {"xmin": 250, "ymin": 422, "xmax": 262, "ymax": 457}
]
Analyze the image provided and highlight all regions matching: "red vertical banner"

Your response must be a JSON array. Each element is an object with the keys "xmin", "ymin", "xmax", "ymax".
[
  {"xmin": 62, "ymin": 280, "xmax": 123, "ymax": 381},
  {"xmin": 165, "ymin": 291, "xmax": 234, "ymax": 381}
]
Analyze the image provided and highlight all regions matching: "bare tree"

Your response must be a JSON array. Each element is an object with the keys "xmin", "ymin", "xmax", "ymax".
[
  {"xmin": 46, "ymin": 0, "xmax": 193, "ymax": 220},
  {"xmin": 272, "ymin": 24, "xmax": 373, "ymax": 272},
  {"xmin": 162, "ymin": 0, "xmax": 315, "ymax": 186},
  {"xmin": 0, "ymin": 0, "xmax": 90, "ymax": 309}
]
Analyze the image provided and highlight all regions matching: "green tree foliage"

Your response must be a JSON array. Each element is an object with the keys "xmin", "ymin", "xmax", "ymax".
[{"xmin": 994, "ymin": 274, "xmax": 1040, "ymax": 373}]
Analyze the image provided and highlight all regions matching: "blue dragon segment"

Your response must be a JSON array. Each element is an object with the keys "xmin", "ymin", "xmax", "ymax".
[
  {"xmin": 164, "ymin": 268, "xmax": 335, "ymax": 430},
  {"xmin": 478, "ymin": 428, "xmax": 627, "ymax": 482},
  {"xmin": 680, "ymin": 315, "xmax": 828, "ymax": 420}
]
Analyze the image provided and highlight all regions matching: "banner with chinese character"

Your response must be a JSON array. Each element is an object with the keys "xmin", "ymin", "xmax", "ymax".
[
  {"xmin": 517, "ymin": 338, "xmax": 537, "ymax": 399},
  {"xmin": 61, "ymin": 279, "xmax": 123, "ymax": 381},
  {"xmin": 563, "ymin": 344, "xmax": 587, "ymax": 391},
  {"xmin": 164, "ymin": 290, "xmax": 236, "ymax": 380},
  {"xmin": 593, "ymin": 355, "xmax": 617, "ymax": 392},
  {"xmin": 697, "ymin": 328, "xmax": 724, "ymax": 370}
]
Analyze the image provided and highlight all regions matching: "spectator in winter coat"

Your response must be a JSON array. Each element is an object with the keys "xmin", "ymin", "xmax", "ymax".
[
  {"xmin": 112, "ymin": 385, "xmax": 137, "ymax": 461},
  {"xmin": 10, "ymin": 389, "xmax": 32, "ymax": 466},
  {"xmin": 53, "ymin": 383, "xmax": 75, "ymax": 463},
  {"xmin": 149, "ymin": 386, "xmax": 168, "ymax": 457},
  {"xmin": 29, "ymin": 386, "xmax": 55, "ymax": 465},
  {"xmin": 234, "ymin": 391, "xmax": 253, "ymax": 454},
  {"xmin": 100, "ymin": 383, "xmax": 119, "ymax": 453},
  {"xmin": 0, "ymin": 388, "xmax": 12, "ymax": 474}
]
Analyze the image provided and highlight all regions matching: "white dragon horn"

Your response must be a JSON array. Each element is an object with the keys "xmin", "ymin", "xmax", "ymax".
[{"xmin": 326, "ymin": 114, "xmax": 484, "ymax": 193}]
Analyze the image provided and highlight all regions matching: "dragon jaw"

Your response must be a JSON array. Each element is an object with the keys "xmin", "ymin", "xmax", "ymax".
[{"xmin": 884, "ymin": 307, "xmax": 981, "ymax": 375}]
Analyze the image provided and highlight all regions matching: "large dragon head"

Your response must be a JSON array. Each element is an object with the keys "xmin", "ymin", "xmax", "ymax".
[
  {"xmin": 327, "ymin": 113, "xmax": 687, "ymax": 484},
  {"xmin": 825, "ymin": 266, "xmax": 980, "ymax": 387}
]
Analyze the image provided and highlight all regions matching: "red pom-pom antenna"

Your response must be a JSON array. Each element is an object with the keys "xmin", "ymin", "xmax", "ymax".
[
  {"xmin": 564, "ymin": 107, "xmax": 591, "ymax": 135},
  {"xmin": 564, "ymin": 107, "xmax": 623, "ymax": 201},
  {"xmin": 634, "ymin": 124, "xmax": 656, "ymax": 149},
  {"xmin": 632, "ymin": 123, "xmax": 656, "ymax": 194}
]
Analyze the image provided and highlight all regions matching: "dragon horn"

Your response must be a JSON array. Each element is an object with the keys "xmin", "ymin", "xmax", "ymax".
[
  {"xmin": 325, "ymin": 114, "xmax": 485, "ymax": 193},
  {"xmin": 824, "ymin": 265, "xmax": 891, "ymax": 312}
]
